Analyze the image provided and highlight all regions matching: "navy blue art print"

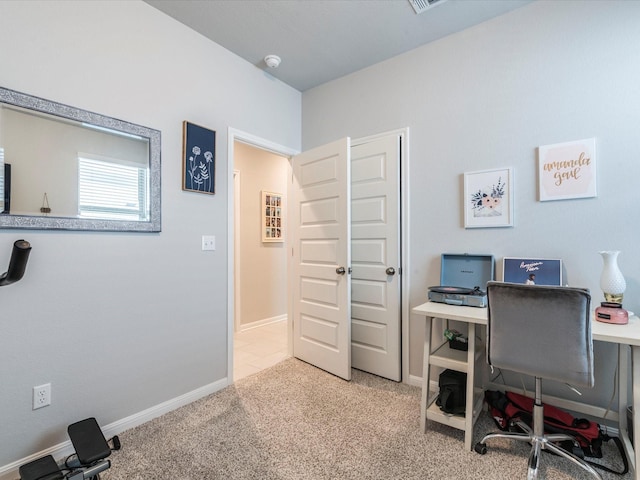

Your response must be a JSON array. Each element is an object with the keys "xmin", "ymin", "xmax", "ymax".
[{"xmin": 183, "ymin": 121, "xmax": 215, "ymax": 194}]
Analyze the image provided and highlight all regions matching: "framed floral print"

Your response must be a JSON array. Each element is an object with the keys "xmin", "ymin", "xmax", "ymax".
[
  {"xmin": 183, "ymin": 121, "xmax": 215, "ymax": 194},
  {"xmin": 464, "ymin": 167, "xmax": 514, "ymax": 228}
]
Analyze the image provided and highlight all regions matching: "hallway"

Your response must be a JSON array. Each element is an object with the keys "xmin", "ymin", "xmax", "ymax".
[{"xmin": 233, "ymin": 320, "xmax": 288, "ymax": 381}]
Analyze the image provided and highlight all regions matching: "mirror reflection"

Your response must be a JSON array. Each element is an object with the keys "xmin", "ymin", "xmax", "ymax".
[{"xmin": 0, "ymin": 86, "xmax": 161, "ymax": 232}]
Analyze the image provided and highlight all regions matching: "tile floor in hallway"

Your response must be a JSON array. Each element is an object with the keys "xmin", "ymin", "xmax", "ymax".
[{"xmin": 234, "ymin": 320, "xmax": 289, "ymax": 381}]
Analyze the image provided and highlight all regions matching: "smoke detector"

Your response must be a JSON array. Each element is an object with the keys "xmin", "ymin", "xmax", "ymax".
[
  {"xmin": 409, "ymin": 0, "xmax": 448, "ymax": 14},
  {"xmin": 264, "ymin": 55, "xmax": 281, "ymax": 69}
]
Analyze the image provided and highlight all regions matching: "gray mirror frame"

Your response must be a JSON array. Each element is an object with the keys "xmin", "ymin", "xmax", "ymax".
[{"xmin": 0, "ymin": 86, "xmax": 161, "ymax": 232}]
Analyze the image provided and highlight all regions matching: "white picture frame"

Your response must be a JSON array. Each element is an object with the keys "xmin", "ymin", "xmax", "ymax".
[
  {"xmin": 464, "ymin": 167, "xmax": 514, "ymax": 229},
  {"xmin": 538, "ymin": 138, "xmax": 596, "ymax": 201},
  {"xmin": 262, "ymin": 190, "xmax": 284, "ymax": 242}
]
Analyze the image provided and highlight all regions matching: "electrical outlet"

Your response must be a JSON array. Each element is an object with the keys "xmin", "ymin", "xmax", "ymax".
[
  {"xmin": 202, "ymin": 235, "xmax": 215, "ymax": 251},
  {"xmin": 32, "ymin": 383, "xmax": 51, "ymax": 410}
]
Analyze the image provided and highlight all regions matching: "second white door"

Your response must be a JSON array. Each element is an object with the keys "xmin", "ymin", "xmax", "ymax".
[{"xmin": 350, "ymin": 135, "xmax": 401, "ymax": 381}]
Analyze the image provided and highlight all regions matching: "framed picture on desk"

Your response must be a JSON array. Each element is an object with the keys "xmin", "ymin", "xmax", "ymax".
[{"xmin": 503, "ymin": 257, "xmax": 562, "ymax": 286}]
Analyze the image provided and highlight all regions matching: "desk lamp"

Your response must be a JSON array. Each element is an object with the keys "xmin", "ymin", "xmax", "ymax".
[{"xmin": 597, "ymin": 250, "xmax": 628, "ymax": 324}]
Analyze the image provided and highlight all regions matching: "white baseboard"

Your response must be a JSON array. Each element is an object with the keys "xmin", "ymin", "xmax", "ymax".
[
  {"xmin": 0, "ymin": 377, "xmax": 228, "ymax": 480},
  {"xmin": 238, "ymin": 314, "xmax": 286, "ymax": 332},
  {"xmin": 407, "ymin": 374, "xmax": 439, "ymax": 394},
  {"xmin": 407, "ymin": 374, "xmax": 422, "ymax": 388}
]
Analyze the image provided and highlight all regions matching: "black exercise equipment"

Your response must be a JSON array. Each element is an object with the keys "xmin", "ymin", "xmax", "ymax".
[{"xmin": 19, "ymin": 418, "xmax": 120, "ymax": 480}]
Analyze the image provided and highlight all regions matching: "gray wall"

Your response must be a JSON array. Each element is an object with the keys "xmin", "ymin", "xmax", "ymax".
[
  {"xmin": 1, "ymin": 0, "xmax": 638, "ymax": 472},
  {"xmin": 302, "ymin": 0, "xmax": 640, "ymax": 404},
  {"xmin": 0, "ymin": 0, "xmax": 300, "ymax": 468}
]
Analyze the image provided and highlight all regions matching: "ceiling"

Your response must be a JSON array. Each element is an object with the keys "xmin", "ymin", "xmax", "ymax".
[{"xmin": 145, "ymin": 0, "xmax": 533, "ymax": 92}]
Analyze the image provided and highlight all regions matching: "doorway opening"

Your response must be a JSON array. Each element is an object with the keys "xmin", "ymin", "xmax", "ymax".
[
  {"xmin": 233, "ymin": 142, "xmax": 290, "ymax": 380},
  {"xmin": 227, "ymin": 127, "xmax": 410, "ymax": 385},
  {"xmin": 227, "ymin": 129, "xmax": 298, "ymax": 383}
]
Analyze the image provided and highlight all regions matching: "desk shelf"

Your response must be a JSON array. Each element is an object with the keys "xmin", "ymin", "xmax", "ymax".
[
  {"xmin": 418, "ymin": 308, "xmax": 486, "ymax": 451},
  {"xmin": 430, "ymin": 341, "xmax": 484, "ymax": 373},
  {"xmin": 426, "ymin": 387, "xmax": 484, "ymax": 430}
]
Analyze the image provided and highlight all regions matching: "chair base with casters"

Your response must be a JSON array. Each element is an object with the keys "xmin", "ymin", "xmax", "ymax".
[{"xmin": 474, "ymin": 378, "xmax": 602, "ymax": 480}]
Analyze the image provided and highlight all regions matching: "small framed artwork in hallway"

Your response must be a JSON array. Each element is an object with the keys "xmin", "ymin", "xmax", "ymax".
[{"xmin": 261, "ymin": 190, "xmax": 284, "ymax": 242}]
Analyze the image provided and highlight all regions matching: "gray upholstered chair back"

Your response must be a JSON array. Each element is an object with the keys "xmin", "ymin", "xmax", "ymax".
[{"xmin": 486, "ymin": 281, "xmax": 594, "ymax": 388}]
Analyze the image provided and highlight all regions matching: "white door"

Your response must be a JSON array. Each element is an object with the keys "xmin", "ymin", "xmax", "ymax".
[
  {"xmin": 350, "ymin": 135, "xmax": 401, "ymax": 381},
  {"xmin": 291, "ymin": 138, "xmax": 352, "ymax": 380}
]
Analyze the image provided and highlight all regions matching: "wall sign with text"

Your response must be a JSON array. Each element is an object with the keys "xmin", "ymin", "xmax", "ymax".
[{"xmin": 538, "ymin": 138, "xmax": 596, "ymax": 201}]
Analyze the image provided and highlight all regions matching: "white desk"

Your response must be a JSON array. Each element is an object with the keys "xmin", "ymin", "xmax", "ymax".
[{"xmin": 412, "ymin": 301, "xmax": 640, "ymax": 478}]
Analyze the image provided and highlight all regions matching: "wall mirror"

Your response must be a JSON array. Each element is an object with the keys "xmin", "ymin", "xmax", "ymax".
[{"xmin": 0, "ymin": 86, "xmax": 161, "ymax": 232}]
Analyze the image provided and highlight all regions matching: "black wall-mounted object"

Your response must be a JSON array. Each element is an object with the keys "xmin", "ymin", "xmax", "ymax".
[{"xmin": 0, "ymin": 239, "xmax": 31, "ymax": 286}]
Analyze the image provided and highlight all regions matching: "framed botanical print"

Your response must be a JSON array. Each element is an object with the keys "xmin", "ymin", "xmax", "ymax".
[
  {"xmin": 182, "ymin": 121, "xmax": 215, "ymax": 194},
  {"xmin": 464, "ymin": 167, "xmax": 514, "ymax": 228}
]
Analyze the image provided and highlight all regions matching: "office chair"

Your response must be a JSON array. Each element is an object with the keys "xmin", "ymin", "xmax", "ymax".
[{"xmin": 474, "ymin": 281, "xmax": 601, "ymax": 480}]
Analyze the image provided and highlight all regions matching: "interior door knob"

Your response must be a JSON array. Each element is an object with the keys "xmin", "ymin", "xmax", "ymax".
[
  {"xmin": 336, "ymin": 266, "xmax": 346, "ymax": 275},
  {"xmin": 386, "ymin": 267, "xmax": 396, "ymax": 276}
]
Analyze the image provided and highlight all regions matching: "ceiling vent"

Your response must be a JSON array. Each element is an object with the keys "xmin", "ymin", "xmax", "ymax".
[{"xmin": 409, "ymin": 0, "xmax": 448, "ymax": 14}]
